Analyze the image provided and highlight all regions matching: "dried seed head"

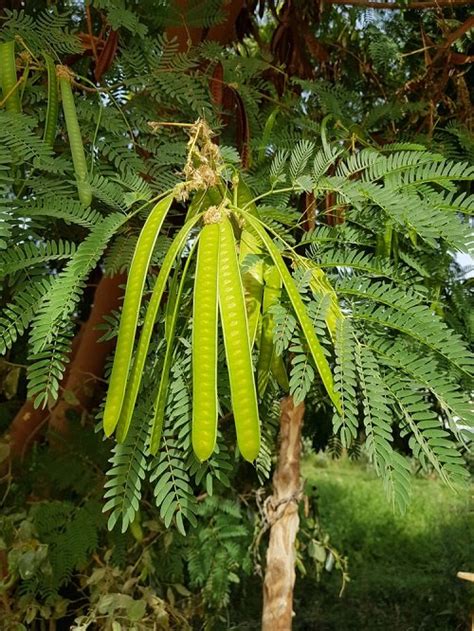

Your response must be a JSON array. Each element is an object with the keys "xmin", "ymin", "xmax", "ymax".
[
  {"xmin": 184, "ymin": 163, "xmax": 219, "ymax": 189},
  {"xmin": 203, "ymin": 205, "xmax": 222, "ymax": 225},
  {"xmin": 56, "ymin": 65, "xmax": 74, "ymax": 82},
  {"xmin": 203, "ymin": 200, "xmax": 229, "ymax": 225},
  {"xmin": 149, "ymin": 118, "xmax": 223, "ymax": 200},
  {"xmin": 18, "ymin": 51, "xmax": 32, "ymax": 66}
]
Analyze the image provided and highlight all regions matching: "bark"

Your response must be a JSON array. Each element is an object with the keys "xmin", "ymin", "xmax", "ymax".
[{"xmin": 262, "ymin": 396, "xmax": 305, "ymax": 631}]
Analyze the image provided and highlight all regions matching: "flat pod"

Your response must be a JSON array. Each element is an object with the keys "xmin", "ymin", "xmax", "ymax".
[
  {"xmin": 0, "ymin": 41, "xmax": 21, "ymax": 113},
  {"xmin": 242, "ymin": 211, "xmax": 341, "ymax": 414},
  {"xmin": 43, "ymin": 53, "xmax": 59, "ymax": 147},
  {"xmin": 218, "ymin": 217, "xmax": 260, "ymax": 462},
  {"xmin": 239, "ymin": 229, "xmax": 263, "ymax": 349},
  {"xmin": 192, "ymin": 223, "xmax": 219, "ymax": 461},
  {"xmin": 116, "ymin": 213, "xmax": 203, "ymax": 443},
  {"xmin": 58, "ymin": 67, "xmax": 92, "ymax": 207},
  {"xmin": 103, "ymin": 194, "xmax": 174, "ymax": 436},
  {"xmin": 257, "ymin": 264, "xmax": 282, "ymax": 397},
  {"xmin": 237, "ymin": 182, "xmax": 263, "ymax": 348},
  {"xmin": 150, "ymin": 245, "xmax": 196, "ymax": 455}
]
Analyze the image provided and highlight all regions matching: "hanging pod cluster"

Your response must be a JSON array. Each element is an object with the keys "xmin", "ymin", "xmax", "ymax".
[
  {"xmin": 236, "ymin": 181, "xmax": 290, "ymax": 397},
  {"xmin": 192, "ymin": 205, "xmax": 261, "ymax": 462},
  {"xmin": 103, "ymin": 177, "xmax": 341, "ymax": 464},
  {"xmin": 102, "ymin": 190, "xmax": 261, "ymax": 463},
  {"xmin": 0, "ymin": 50, "xmax": 88, "ymax": 206}
]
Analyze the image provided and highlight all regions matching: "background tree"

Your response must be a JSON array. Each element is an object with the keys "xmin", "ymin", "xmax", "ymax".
[{"xmin": 0, "ymin": 1, "xmax": 473, "ymax": 629}]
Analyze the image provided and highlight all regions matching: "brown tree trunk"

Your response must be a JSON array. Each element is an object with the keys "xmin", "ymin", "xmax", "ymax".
[{"xmin": 262, "ymin": 395, "xmax": 305, "ymax": 631}]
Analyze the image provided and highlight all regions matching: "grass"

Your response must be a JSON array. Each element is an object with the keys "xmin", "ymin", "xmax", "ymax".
[{"xmin": 293, "ymin": 453, "xmax": 474, "ymax": 630}]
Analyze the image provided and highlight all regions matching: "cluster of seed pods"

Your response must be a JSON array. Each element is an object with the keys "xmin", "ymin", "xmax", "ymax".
[
  {"xmin": 101, "ymin": 182, "xmax": 340, "ymax": 464},
  {"xmin": 102, "ymin": 192, "xmax": 261, "ymax": 462}
]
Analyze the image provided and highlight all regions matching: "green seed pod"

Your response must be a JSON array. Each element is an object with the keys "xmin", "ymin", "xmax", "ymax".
[
  {"xmin": 257, "ymin": 264, "xmax": 282, "ymax": 397},
  {"xmin": 57, "ymin": 65, "xmax": 92, "ymax": 207},
  {"xmin": 150, "ymin": 245, "xmax": 196, "ymax": 455},
  {"xmin": 242, "ymin": 211, "xmax": 341, "ymax": 414},
  {"xmin": 186, "ymin": 186, "xmax": 222, "ymax": 221},
  {"xmin": 219, "ymin": 217, "xmax": 260, "ymax": 462},
  {"xmin": 0, "ymin": 41, "xmax": 20, "ymax": 113},
  {"xmin": 239, "ymin": 228, "xmax": 263, "ymax": 349},
  {"xmin": 192, "ymin": 223, "xmax": 220, "ymax": 461},
  {"xmin": 236, "ymin": 179, "xmax": 258, "ymax": 216},
  {"xmin": 116, "ymin": 213, "xmax": 203, "ymax": 442},
  {"xmin": 258, "ymin": 107, "xmax": 279, "ymax": 164},
  {"xmin": 103, "ymin": 194, "xmax": 174, "ymax": 437},
  {"xmin": 43, "ymin": 53, "xmax": 59, "ymax": 147}
]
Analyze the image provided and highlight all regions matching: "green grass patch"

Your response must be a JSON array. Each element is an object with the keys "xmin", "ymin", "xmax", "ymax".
[{"xmin": 294, "ymin": 454, "xmax": 474, "ymax": 630}]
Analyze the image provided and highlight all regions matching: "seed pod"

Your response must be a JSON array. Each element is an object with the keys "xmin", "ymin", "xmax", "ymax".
[
  {"xmin": 43, "ymin": 53, "xmax": 59, "ymax": 147},
  {"xmin": 257, "ymin": 264, "xmax": 282, "ymax": 397},
  {"xmin": 57, "ymin": 65, "xmax": 92, "ymax": 207},
  {"xmin": 243, "ymin": 211, "xmax": 341, "ymax": 414},
  {"xmin": 192, "ymin": 223, "xmax": 220, "ymax": 461},
  {"xmin": 103, "ymin": 194, "xmax": 174, "ymax": 437},
  {"xmin": 116, "ymin": 213, "xmax": 203, "ymax": 442},
  {"xmin": 219, "ymin": 217, "xmax": 260, "ymax": 462},
  {"xmin": 0, "ymin": 41, "xmax": 20, "ymax": 113},
  {"xmin": 237, "ymin": 180, "xmax": 263, "ymax": 348},
  {"xmin": 239, "ymin": 228, "xmax": 263, "ymax": 349},
  {"xmin": 150, "ymin": 244, "xmax": 196, "ymax": 455},
  {"xmin": 236, "ymin": 179, "xmax": 257, "ymax": 215}
]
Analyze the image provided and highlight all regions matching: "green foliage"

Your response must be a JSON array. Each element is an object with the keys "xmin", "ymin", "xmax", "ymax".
[
  {"xmin": 355, "ymin": 345, "xmax": 412, "ymax": 511},
  {"xmin": 0, "ymin": 278, "xmax": 53, "ymax": 354},
  {"xmin": 32, "ymin": 500, "xmax": 103, "ymax": 591},
  {"xmin": 289, "ymin": 335, "xmax": 316, "ymax": 406},
  {"xmin": 104, "ymin": 403, "xmax": 150, "ymax": 533},
  {"xmin": 0, "ymin": 240, "xmax": 77, "ymax": 278},
  {"xmin": 149, "ymin": 353, "xmax": 198, "ymax": 535},
  {"xmin": 187, "ymin": 496, "xmax": 252, "ymax": 611},
  {"xmin": 17, "ymin": 196, "xmax": 103, "ymax": 228},
  {"xmin": 0, "ymin": 9, "xmax": 82, "ymax": 55},
  {"xmin": 0, "ymin": 0, "xmax": 472, "ymax": 547},
  {"xmin": 0, "ymin": 111, "xmax": 60, "ymax": 169},
  {"xmin": 332, "ymin": 319, "xmax": 358, "ymax": 448}
]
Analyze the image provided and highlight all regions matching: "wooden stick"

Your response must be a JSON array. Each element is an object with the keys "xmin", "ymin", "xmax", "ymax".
[{"xmin": 458, "ymin": 571, "xmax": 474, "ymax": 583}]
